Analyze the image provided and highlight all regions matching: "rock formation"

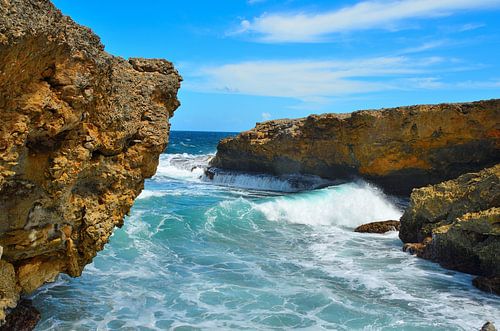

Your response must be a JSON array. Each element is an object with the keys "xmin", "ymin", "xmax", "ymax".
[
  {"xmin": 0, "ymin": 0, "xmax": 181, "ymax": 323},
  {"xmin": 211, "ymin": 99, "xmax": 500, "ymax": 195},
  {"xmin": 399, "ymin": 165, "xmax": 499, "ymax": 293},
  {"xmin": 354, "ymin": 220, "xmax": 400, "ymax": 234}
]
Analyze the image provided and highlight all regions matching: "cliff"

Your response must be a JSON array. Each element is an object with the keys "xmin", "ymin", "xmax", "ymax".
[
  {"xmin": 0, "ymin": 0, "xmax": 181, "ymax": 322},
  {"xmin": 399, "ymin": 164, "xmax": 499, "ymax": 293},
  {"xmin": 211, "ymin": 99, "xmax": 500, "ymax": 195}
]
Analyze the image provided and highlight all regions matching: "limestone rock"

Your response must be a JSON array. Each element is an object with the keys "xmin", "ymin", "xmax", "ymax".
[
  {"xmin": 399, "ymin": 165, "xmax": 500, "ymax": 286},
  {"xmin": 354, "ymin": 220, "xmax": 400, "ymax": 233},
  {"xmin": 211, "ymin": 100, "xmax": 500, "ymax": 195},
  {"xmin": 0, "ymin": 0, "xmax": 181, "ymax": 322}
]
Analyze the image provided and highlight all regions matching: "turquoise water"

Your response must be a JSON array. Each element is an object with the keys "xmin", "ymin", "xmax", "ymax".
[{"xmin": 33, "ymin": 131, "xmax": 499, "ymax": 330}]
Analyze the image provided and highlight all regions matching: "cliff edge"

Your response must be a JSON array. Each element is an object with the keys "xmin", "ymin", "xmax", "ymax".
[
  {"xmin": 0, "ymin": 0, "xmax": 181, "ymax": 322},
  {"xmin": 211, "ymin": 99, "xmax": 500, "ymax": 195}
]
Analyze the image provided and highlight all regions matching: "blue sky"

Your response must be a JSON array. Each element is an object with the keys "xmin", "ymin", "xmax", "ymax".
[{"xmin": 52, "ymin": 0, "xmax": 500, "ymax": 132}]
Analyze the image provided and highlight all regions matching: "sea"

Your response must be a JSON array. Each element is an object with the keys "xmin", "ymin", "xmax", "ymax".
[{"xmin": 32, "ymin": 131, "xmax": 500, "ymax": 330}]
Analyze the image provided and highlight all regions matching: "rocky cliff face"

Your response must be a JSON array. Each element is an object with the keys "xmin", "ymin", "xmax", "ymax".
[
  {"xmin": 211, "ymin": 100, "xmax": 500, "ymax": 195},
  {"xmin": 0, "ymin": 0, "xmax": 181, "ymax": 322},
  {"xmin": 399, "ymin": 165, "xmax": 499, "ymax": 292}
]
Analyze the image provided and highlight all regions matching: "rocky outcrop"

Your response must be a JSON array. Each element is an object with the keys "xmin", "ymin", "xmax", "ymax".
[
  {"xmin": 399, "ymin": 165, "xmax": 499, "ymax": 292},
  {"xmin": 354, "ymin": 220, "xmax": 400, "ymax": 233},
  {"xmin": 211, "ymin": 100, "xmax": 500, "ymax": 195},
  {"xmin": 0, "ymin": 0, "xmax": 181, "ymax": 323}
]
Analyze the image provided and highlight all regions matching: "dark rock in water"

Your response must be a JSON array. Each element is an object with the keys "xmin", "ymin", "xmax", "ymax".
[
  {"xmin": 354, "ymin": 220, "xmax": 400, "ymax": 233},
  {"xmin": 481, "ymin": 322, "xmax": 497, "ymax": 331},
  {"xmin": 473, "ymin": 276, "xmax": 500, "ymax": 295},
  {"xmin": 402, "ymin": 237, "xmax": 432, "ymax": 257},
  {"xmin": 205, "ymin": 168, "xmax": 216, "ymax": 180},
  {"xmin": 0, "ymin": 299, "xmax": 40, "ymax": 331},
  {"xmin": 211, "ymin": 99, "xmax": 500, "ymax": 195}
]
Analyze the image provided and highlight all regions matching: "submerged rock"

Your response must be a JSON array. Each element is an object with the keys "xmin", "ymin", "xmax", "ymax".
[
  {"xmin": 399, "ymin": 165, "xmax": 500, "ymax": 291},
  {"xmin": 211, "ymin": 100, "xmax": 500, "ymax": 195},
  {"xmin": 473, "ymin": 276, "xmax": 500, "ymax": 295},
  {"xmin": 0, "ymin": 0, "xmax": 181, "ymax": 323},
  {"xmin": 354, "ymin": 220, "xmax": 400, "ymax": 233}
]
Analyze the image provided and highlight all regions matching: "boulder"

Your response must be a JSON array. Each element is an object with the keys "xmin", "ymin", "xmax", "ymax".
[{"xmin": 354, "ymin": 220, "xmax": 400, "ymax": 233}]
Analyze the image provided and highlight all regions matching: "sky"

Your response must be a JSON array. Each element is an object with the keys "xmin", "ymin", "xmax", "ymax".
[{"xmin": 52, "ymin": 0, "xmax": 500, "ymax": 132}]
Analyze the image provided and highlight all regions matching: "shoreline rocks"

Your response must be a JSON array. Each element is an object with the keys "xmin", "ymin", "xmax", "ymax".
[
  {"xmin": 399, "ymin": 165, "xmax": 499, "ymax": 293},
  {"xmin": 211, "ymin": 99, "xmax": 500, "ymax": 195},
  {"xmin": 0, "ymin": 0, "xmax": 181, "ymax": 325}
]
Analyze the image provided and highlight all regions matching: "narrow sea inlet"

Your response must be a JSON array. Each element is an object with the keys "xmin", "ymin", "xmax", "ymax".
[{"xmin": 32, "ymin": 131, "xmax": 499, "ymax": 330}]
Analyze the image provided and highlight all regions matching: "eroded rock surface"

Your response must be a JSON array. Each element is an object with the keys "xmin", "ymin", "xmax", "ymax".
[
  {"xmin": 0, "ymin": 0, "xmax": 181, "ymax": 322},
  {"xmin": 211, "ymin": 100, "xmax": 500, "ymax": 195},
  {"xmin": 399, "ymin": 165, "xmax": 500, "ymax": 292},
  {"xmin": 354, "ymin": 220, "xmax": 400, "ymax": 234}
]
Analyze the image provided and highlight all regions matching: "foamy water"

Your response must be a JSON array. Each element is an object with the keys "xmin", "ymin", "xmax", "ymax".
[{"xmin": 32, "ymin": 131, "xmax": 500, "ymax": 330}]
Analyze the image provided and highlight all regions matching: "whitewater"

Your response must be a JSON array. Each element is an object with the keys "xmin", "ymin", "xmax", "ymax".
[{"xmin": 33, "ymin": 131, "xmax": 499, "ymax": 330}]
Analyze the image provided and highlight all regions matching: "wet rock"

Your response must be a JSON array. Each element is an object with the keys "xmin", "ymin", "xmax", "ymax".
[
  {"xmin": 354, "ymin": 220, "xmax": 400, "ymax": 233},
  {"xmin": 211, "ymin": 100, "xmax": 500, "ymax": 195},
  {"xmin": 205, "ymin": 168, "xmax": 216, "ymax": 180},
  {"xmin": 473, "ymin": 276, "xmax": 500, "ymax": 295},
  {"xmin": 0, "ymin": 300, "xmax": 40, "ymax": 331},
  {"xmin": 481, "ymin": 322, "xmax": 497, "ymax": 331},
  {"xmin": 0, "ymin": 0, "xmax": 181, "ymax": 322}
]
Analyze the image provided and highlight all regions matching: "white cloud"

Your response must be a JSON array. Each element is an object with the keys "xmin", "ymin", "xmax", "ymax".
[
  {"xmin": 261, "ymin": 112, "xmax": 272, "ymax": 121},
  {"xmin": 236, "ymin": 0, "xmax": 500, "ymax": 42},
  {"xmin": 400, "ymin": 40, "xmax": 448, "ymax": 54},
  {"xmin": 183, "ymin": 56, "xmax": 499, "ymax": 107},
  {"xmin": 185, "ymin": 56, "xmax": 447, "ymax": 102}
]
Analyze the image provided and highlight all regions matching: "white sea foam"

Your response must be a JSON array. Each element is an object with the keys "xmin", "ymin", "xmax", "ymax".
[
  {"xmin": 208, "ymin": 171, "xmax": 329, "ymax": 192},
  {"xmin": 154, "ymin": 153, "xmax": 209, "ymax": 181},
  {"xmin": 254, "ymin": 182, "xmax": 402, "ymax": 227},
  {"xmin": 136, "ymin": 190, "xmax": 168, "ymax": 200},
  {"xmin": 154, "ymin": 153, "xmax": 331, "ymax": 192}
]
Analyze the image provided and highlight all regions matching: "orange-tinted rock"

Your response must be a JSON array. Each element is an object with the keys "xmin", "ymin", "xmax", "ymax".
[
  {"xmin": 354, "ymin": 220, "xmax": 400, "ymax": 233},
  {"xmin": 211, "ymin": 100, "xmax": 500, "ymax": 195},
  {"xmin": 0, "ymin": 0, "xmax": 181, "ymax": 322}
]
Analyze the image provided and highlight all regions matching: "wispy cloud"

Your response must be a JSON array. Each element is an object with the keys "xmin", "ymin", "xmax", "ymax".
[
  {"xmin": 400, "ymin": 40, "xmax": 449, "ymax": 54},
  {"xmin": 261, "ymin": 112, "xmax": 272, "ymax": 121},
  {"xmin": 185, "ymin": 56, "xmax": 449, "ymax": 103},
  {"xmin": 236, "ymin": 0, "xmax": 500, "ymax": 42},
  {"xmin": 183, "ymin": 55, "xmax": 499, "ymax": 108}
]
